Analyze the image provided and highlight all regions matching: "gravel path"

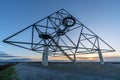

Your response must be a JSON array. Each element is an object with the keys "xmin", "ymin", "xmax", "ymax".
[{"xmin": 14, "ymin": 62, "xmax": 120, "ymax": 80}]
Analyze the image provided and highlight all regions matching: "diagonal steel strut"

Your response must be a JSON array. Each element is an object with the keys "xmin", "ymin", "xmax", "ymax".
[{"xmin": 51, "ymin": 37, "xmax": 74, "ymax": 61}]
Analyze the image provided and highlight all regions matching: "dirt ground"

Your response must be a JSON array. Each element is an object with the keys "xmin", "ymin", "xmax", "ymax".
[{"xmin": 14, "ymin": 62, "xmax": 120, "ymax": 80}]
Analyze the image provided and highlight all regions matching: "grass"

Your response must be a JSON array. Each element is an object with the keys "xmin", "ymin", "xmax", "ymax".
[{"xmin": 0, "ymin": 66, "xmax": 20, "ymax": 80}]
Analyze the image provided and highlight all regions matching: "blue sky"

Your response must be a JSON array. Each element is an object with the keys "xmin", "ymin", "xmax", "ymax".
[{"xmin": 0, "ymin": 0, "xmax": 120, "ymax": 57}]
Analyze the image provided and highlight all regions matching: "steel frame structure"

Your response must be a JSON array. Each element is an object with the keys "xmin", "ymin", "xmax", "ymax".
[{"xmin": 3, "ymin": 9, "xmax": 115, "ymax": 65}]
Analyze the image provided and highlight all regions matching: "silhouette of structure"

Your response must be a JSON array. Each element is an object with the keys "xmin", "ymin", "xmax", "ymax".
[{"xmin": 3, "ymin": 9, "xmax": 115, "ymax": 66}]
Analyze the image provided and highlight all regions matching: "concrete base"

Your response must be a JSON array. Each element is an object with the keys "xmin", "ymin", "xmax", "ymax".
[
  {"xmin": 98, "ymin": 49, "xmax": 104, "ymax": 65},
  {"xmin": 42, "ymin": 45, "xmax": 48, "ymax": 66}
]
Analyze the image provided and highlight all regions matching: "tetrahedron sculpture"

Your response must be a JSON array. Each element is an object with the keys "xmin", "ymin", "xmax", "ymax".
[{"xmin": 3, "ymin": 9, "xmax": 115, "ymax": 66}]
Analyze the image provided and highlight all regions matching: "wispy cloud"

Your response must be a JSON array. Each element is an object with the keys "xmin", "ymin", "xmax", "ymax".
[{"xmin": 0, "ymin": 51, "xmax": 32, "ymax": 62}]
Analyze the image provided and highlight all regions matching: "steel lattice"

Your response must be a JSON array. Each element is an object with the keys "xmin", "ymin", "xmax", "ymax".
[{"xmin": 3, "ymin": 9, "xmax": 115, "ymax": 62}]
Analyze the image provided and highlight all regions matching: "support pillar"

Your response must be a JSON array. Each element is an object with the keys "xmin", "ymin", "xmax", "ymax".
[
  {"xmin": 42, "ymin": 45, "xmax": 48, "ymax": 66},
  {"xmin": 73, "ymin": 53, "xmax": 76, "ymax": 63},
  {"xmin": 98, "ymin": 49, "xmax": 104, "ymax": 65}
]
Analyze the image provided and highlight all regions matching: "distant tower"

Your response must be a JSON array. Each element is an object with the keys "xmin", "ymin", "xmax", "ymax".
[{"xmin": 3, "ymin": 9, "xmax": 115, "ymax": 66}]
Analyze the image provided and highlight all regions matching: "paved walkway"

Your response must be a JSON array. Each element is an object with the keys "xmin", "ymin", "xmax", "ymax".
[{"xmin": 14, "ymin": 62, "xmax": 120, "ymax": 80}]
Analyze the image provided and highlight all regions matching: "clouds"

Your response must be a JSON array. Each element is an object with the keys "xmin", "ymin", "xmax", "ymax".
[{"xmin": 0, "ymin": 51, "xmax": 32, "ymax": 62}]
